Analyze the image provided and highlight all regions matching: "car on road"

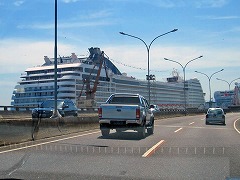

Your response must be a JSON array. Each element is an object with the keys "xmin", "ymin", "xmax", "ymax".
[
  {"xmin": 98, "ymin": 93, "xmax": 154, "ymax": 138},
  {"xmin": 32, "ymin": 99, "xmax": 78, "ymax": 118},
  {"xmin": 205, "ymin": 108, "xmax": 226, "ymax": 125}
]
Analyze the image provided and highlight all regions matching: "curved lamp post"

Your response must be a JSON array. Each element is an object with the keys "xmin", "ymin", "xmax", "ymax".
[
  {"xmin": 164, "ymin": 56, "xmax": 203, "ymax": 115},
  {"xmin": 216, "ymin": 77, "xmax": 240, "ymax": 91},
  {"xmin": 119, "ymin": 29, "xmax": 178, "ymax": 104},
  {"xmin": 195, "ymin": 69, "xmax": 224, "ymax": 107}
]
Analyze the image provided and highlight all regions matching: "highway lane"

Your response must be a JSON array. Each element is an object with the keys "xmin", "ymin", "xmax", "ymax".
[
  {"xmin": 0, "ymin": 113, "xmax": 239, "ymax": 179},
  {"xmin": 151, "ymin": 113, "xmax": 240, "ymax": 179}
]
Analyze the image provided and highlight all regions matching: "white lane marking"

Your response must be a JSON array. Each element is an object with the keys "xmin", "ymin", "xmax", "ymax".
[
  {"xmin": 155, "ymin": 124, "xmax": 229, "ymax": 130},
  {"xmin": 0, "ymin": 130, "xmax": 100, "ymax": 154},
  {"xmin": 189, "ymin": 122, "xmax": 195, "ymax": 125},
  {"xmin": 234, "ymin": 118, "xmax": 240, "ymax": 134},
  {"xmin": 174, "ymin": 127, "xmax": 183, "ymax": 133},
  {"xmin": 142, "ymin": 140, "xmax": 165, "ymax": 158}
]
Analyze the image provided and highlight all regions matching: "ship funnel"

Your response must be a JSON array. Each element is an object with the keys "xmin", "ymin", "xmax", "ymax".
[
  {"xmin": 89, "ymin": 47, "xmax": 101, "ymax": 55},
  {"xmin": 88, "ymin": 47, "xmax": 103, "ymax": 63}
]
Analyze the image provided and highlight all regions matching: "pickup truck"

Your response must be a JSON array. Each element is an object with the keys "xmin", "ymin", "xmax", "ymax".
[{"xmin": 98, "ymin": 93, "xmax": 154, "ymax": 138}]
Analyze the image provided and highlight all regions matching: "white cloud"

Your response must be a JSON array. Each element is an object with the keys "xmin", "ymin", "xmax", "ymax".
[
  {"xmin": 194, "ymin": 0, "xmax": 229, "ymax": 8},
  {"xmin": 13, "ymin": 0, "xmax": 25, "ymax": 6},
  {"xmin": 61, "ymin": 0, "xmax": 79, "ymax": 3},
  {"xmin": 151, "ymin": 0, "xmax": 182, "ymax": 8},
  {"xmin": 18, "ymin": 20, "xmax": 114, "ymax": 30},
  {"xmin": 86, "ymin": 10, "xmax": 113, "ymax": 19},
  {"xmin": 145, "ymin": 0, "xmax": 228, "ymax": 9},
  {"xmin": 230, "ymin": 26, "xmax": 240, "ymax": 33},
  {"xmin": 196, "ymin": 15, "xmax": 240, "ymax": 20},
  {"xmin": 0, "ymin": 39, "xmax": 78, "ymax": 74}
]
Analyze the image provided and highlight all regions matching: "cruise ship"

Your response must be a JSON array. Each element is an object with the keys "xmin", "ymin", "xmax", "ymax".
[{"xmin": 11, "ymin": 47, "xmax": 205, "ymax": 109}]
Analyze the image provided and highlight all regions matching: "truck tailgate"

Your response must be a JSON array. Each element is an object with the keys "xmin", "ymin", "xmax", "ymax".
[{"xmin": 101, "ymin": 104, "xmax": 138, "ymax": 120}]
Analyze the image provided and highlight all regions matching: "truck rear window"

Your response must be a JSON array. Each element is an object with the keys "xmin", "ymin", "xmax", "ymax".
[{"xmin": 109, "ymin": 97, "xmax": 140, "ymax": 105}]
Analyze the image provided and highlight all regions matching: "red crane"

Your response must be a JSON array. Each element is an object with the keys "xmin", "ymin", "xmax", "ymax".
[{"xmin": 77, "ymin": 51, "xmax": 109, "ymax": 108}]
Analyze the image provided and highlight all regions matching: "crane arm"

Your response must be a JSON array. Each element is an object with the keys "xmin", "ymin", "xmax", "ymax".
[{"xmin": 91, "ymin": 51, "xmax": 105, "ymax": 94}]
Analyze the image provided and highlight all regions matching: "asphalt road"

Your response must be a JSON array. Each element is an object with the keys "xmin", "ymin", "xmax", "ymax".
[{"xmin": 0, "ymin": 113, "xmax": 239, "ymax": 180}]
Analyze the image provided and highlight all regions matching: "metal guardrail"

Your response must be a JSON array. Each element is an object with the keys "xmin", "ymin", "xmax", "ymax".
[
  {"xmin": 0, "ymin": 105, "xmax": 203, "ymax": 113},
  {"xmin": 0, "ymin": 106, "xmax": 32, "ymax": 111},
  {"xmin": 0, "ymin": 105, "xmax": 99, "ymax": 112},
  {"xmin": 1, "ymin": 105, "xmax": 238, "ymax": 113}
]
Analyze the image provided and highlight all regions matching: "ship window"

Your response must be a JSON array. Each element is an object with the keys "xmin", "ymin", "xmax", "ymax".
[
  {"xmin": 77, "ymin": 67, "xmax": 83, "ymax": 72},
  {"xmin": 113, "ymin": 79, "xmax": 140, "ymax": 86},
  {"xmin": 62, "ymin": 67, "xmax": 72, "ymax": 71},
  {"xmin": 82, "ymin": 74, "xmax": 91, "ymax": 80},
  {"xmin": 85, "ymin": 68, "xmax": 98, "ymax": 74}
]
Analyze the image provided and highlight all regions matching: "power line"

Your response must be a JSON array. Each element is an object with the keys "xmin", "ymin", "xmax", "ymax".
[{"xmin": 108, "ymin": 58, "xmax": 167, "ymax": 73}]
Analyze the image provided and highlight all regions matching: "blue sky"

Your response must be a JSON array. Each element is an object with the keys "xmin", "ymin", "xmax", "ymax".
[{"xmin": 0, "ymin": 0, "xmax": 240, "ymax": 105}]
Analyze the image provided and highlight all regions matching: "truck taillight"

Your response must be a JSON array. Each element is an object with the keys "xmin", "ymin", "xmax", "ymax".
[
  {"xmin": 136, "ymin": 108, "xmax": 140, "ymax": 119},
  {"xmin": 98, "ymin": 108, "xmax": 102, "ymax": 118}
]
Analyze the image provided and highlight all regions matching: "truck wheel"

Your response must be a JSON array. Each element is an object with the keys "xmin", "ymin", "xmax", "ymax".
[
  {"xmin": 101, "ymin": 129, "xmax": 110, "ymax": 137},
  {"xmin": 147, "ymin": 121, "xmax": 154, "ymax": 135},
  {"xmin": 137, "ymin": 126, "xmax": 146, "ymax": 139}
]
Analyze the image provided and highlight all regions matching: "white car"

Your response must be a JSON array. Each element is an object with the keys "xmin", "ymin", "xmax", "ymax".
[{"xmin": 205, "ymin": 108, "xmax": 226, "ymax": 125}]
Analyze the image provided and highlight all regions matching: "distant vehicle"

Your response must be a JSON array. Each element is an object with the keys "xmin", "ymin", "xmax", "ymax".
[
  {"xmin": 205, "ymin": 108, "xmax": 226, "ymax": 125},
  {"xmin": 98, "ymin": 93, "xmax": 154, "ymax": 138},
  {"xmin": 32, "ymin": 99, "xmax": 78, "ymax": 118},
  {"xmin": 151, "ymin": 104, "xmax": 160, "ymax": 112}
]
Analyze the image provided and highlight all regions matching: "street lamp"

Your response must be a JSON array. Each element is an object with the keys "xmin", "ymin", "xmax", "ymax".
[
  {"xmin": 52, "ymin": 0, "xmax": 60, "ymax": 118},
  {"xmin": 195, "ymin": 69, "xmax": 224, "ymax": 107},
  {"xmin": 164, "ymin": 56, "xmax": 203, "ymax": 115},
  {"xmin": 216, "ymin": 77, "xmax": 240, "ymax": 90},
  {"xmin": 119, "ymin": 29, "xmax": 178, "ymax": 104}
]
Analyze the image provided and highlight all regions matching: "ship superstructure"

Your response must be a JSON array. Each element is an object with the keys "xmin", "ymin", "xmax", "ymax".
[{"xmin": 11, "ymin": 47, "xmax": 205, "ymax": 109}]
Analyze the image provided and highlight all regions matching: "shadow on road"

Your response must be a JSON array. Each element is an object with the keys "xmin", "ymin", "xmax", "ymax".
[{"xmin": 98, "ymin": 130, "xmax": 152, "ymax": 141}]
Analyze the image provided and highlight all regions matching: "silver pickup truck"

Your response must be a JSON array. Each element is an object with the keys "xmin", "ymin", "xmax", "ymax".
[{"xmin": 98, "ymin": 93, "xmax": 154, "ymax": 138}]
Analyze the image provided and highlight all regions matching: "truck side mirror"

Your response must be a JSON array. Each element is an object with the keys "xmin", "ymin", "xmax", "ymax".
[{"xmin": 150, "ymin": 105, "xmax": 154, "ymax": 109}]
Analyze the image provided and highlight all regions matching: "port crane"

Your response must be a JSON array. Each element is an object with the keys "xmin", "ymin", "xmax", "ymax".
[{"xmin": 77, "ymin": 51, "xmax": 109, "ymax": 108}]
